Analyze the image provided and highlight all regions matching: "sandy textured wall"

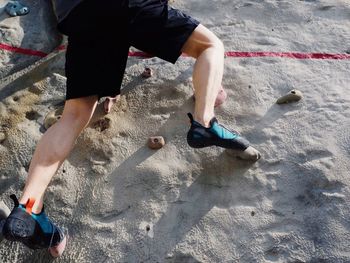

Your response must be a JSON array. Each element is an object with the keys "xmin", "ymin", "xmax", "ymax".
[
  {"xmin": 0, "ymin": 0, "xmax": 350, "ymax": 262},
  {"xmin": 0, "ymin": 0, "xmax": 61, "ymax": 79}
]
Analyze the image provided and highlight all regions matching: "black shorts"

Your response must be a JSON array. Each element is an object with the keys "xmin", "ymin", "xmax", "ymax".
[{"xmin": 58, "ymin": 0, "xmax": 200, "ymax": 100}]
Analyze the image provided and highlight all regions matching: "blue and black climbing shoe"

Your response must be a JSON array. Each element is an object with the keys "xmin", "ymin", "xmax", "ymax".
[
  {"xmin": 187, "ymin": 113, "xmax": 250, "ymax": 150},
  {"xmin": 2, "ymin": 195, "xmax": 66, "ymax": 255},
  {"xmin": 186, "ymin": 113, "xmax": 261, "ymax": 160},
  {"xmin": 5, "ymin": 1, "xmax": 30, "ymax": 17}
]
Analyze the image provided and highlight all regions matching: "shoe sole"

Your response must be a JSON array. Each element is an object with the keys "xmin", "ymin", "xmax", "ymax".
[{"xmin": 187, "ymin": 134, "xmax": 249, "ymax": 151}]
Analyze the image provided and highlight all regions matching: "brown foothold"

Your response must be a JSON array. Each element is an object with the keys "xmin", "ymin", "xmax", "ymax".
[
  {"xmin": 193, "ymin": 85, "xmax": 227, "ymax": 107},
  {"xmin": 226, "ymin": 146, "xmax": 261, "ymax": 161},
  {"xmin": 0, "ymin": 132, "xmax": 6, "ymax": 143},
  {"xmin": 276, "ymin": 89, "xmax": 303, "ymax": 104},
  {"xmin": 142, "ymin": 67, "xmax": 153, "ymax": 78},
  {"xmin": 148, "ymin": 136, "xmax": 165, "ymax": 149},
  {"xmin": 44, "ymin": 106, "xmax": 64, "ymax": 130}
]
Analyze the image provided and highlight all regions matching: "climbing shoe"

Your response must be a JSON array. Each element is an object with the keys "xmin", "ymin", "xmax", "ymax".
[
  {"xmin": 2, "ymin": 195, "xmax": 67, "ymax": 257},
  {"xmin": 186, "ymin": 113, "xmax": 261, "ymax": 160}
]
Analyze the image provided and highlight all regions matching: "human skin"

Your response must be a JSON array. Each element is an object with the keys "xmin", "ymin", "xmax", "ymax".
[{"xmin": 19, "ymin": 24, "xmax": 225, "ymax": 213}]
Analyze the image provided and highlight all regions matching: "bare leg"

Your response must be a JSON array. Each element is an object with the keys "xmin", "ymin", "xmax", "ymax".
[
  {"xmin": 182, "ymin": 25, "xmax": 260, "ymax": 160},
  {"xmin": 193, "ymin": 85, "xmax": 227, "ymax": 108},
  {"xmin": 19, "ymin": 96, "xmax": 98, "ymax": 213},
  {"xmin": 181, "ymin": 24, "xmax": 225, "ymax": 127}
]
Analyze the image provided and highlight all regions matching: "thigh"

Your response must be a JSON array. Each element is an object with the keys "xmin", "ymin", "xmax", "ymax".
[{"xmin": 128, "ymin": 2, "xmax": 200, "ymax": 64}]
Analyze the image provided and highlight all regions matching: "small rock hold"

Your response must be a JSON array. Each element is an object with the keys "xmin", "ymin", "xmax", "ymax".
[
  {"xmin": 215, "ymin": 87, "xmax": 227, "ymax": 107},
  {"xmin": 276, "ymin": 89, "xmax": 303, "ymax": 104},
  {"xmin": 44, "ymin": 106, "xmax": 64, "ymax": 130},
  {"xmin": 148, "ymin": 136, "xmax": 165, "ymax": 149},
  {"xmin": 142, "ymin": 67, "xmax": 153, "ymax": 78},
  {"xmin": 0, "ymin": 132, "xmax": 6, "ymax": 143},
  {"xmin": 226, "ymin": 146, "xmax": 261, "ymax": 161},
  {"xmin": 193, "ymin": 85, "xmax": 227, "ymax": 107}
]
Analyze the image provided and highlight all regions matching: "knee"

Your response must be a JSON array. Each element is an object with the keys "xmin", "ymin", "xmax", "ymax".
[
  {"xmin": 193, "ymin": 37, "xmax": 225, "ymax": 59},
  {"xmin": 61, "ymin": 98, "xmax": 97, "ymax": 128},
  {"xmin": 211, "ymin": 38, "xmax": 225, "ymax": 54},
  {"xmin": 63, "ymin": 110, "xmax": 90, "ymax": 128}
]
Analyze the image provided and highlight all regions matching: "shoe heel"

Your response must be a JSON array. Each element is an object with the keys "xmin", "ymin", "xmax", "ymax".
[
  {"xmin": 2, "ymin": 207, "xmax": 36, "ymax": 244},
  {"xmin": 3, "ymin": 216, "xmax": 32, "ymax": 240}
]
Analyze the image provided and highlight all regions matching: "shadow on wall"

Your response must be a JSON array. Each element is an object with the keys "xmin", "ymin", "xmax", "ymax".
[{"xmin": 108, "ymin": 88, "xmax": 258, "ymax": 261}]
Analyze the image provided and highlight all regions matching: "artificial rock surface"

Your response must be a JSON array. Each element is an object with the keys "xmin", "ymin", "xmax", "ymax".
[{"xmin": 1, "ymin": 0, "xmax": 350, "ymax": 262}]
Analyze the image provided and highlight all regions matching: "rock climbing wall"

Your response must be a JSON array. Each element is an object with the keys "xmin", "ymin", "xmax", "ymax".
[
  {"xmin": 1, "ymin": 0, "xmax": 350, "ymax": 262},
  {"xmin": 0, "ymin": 0, "xmax": 62, "ymax": 79}
]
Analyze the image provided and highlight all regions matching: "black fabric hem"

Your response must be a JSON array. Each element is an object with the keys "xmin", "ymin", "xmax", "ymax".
[{"xmin": 167, "ymin": 20, "xmax": 200, "ymax": 64}]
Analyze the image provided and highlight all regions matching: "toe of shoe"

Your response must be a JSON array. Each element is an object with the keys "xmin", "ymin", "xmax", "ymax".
[
  {"xmin": 226, "ymin": 146, "xmax": 261, "ymax": 161},
  {"xmin": 49, "ymin": 235, "xmax": 67, "ymax": 258}
]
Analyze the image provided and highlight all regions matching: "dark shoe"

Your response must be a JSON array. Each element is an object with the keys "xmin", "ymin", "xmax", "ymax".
[
  {"xmin": 187, "ymin": 113, "xmax": 249, "ymax": 150},
  {"xmin": 2, "ymin": 195, "xmax": 66, "ymax": 254},
  {"xmin": 186, "ymin": 113, "xmax": 261, "ymax": 160}
]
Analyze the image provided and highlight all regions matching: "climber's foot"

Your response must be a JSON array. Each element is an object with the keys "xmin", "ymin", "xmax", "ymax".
[
  {"xmin": 187, "ymin": 113, "xmax": 261, "ymax": 161},
  {"xmin": 2, "ymin": 195, "xmax": 67, "ymax": 257}
]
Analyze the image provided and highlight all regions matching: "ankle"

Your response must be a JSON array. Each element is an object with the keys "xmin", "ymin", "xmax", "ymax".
[
  {"xmin": 31, "ymin": 204, "xmax": 43, "ymax": 214},
  {"xmin": 19, "ymin": 198, "xmax": 43, "ymax": 214},
  {"xmin": 194, "ymin": 114, "xmax": 213, "ymax": 128}
]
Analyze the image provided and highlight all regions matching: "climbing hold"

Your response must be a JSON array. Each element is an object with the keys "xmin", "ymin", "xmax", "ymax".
[
  {"xmin": 142, "ymin": 67, "xmax": 153, "ymax": 78},
  {"xmin": 193, "ymin": 85, "xmax": 227, "ymax": 107},
  {"xmin": 44, "ymin": 106, "xmax": 64, "ymax": 130},
  {"xmin": 5, "ymin": 1, "xmax": 30, "ymax": 17},
  {"xmin": 276, "ymin": 89, "xmax": 303, "ymax": 104},
  {"xmin": 215, "ymin": 87, "xmax": 227, "ymax": 107},
  {"xmin": 226, "ymin": 146, "xmax": 261, "ymax": 161},
  {"xmin": 148, "ymin": 136, "xmax": 165, "ymax": 149},
  {"xmin": 0, "ymin": 132, "xmax": 6, "ymax": 143}
]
